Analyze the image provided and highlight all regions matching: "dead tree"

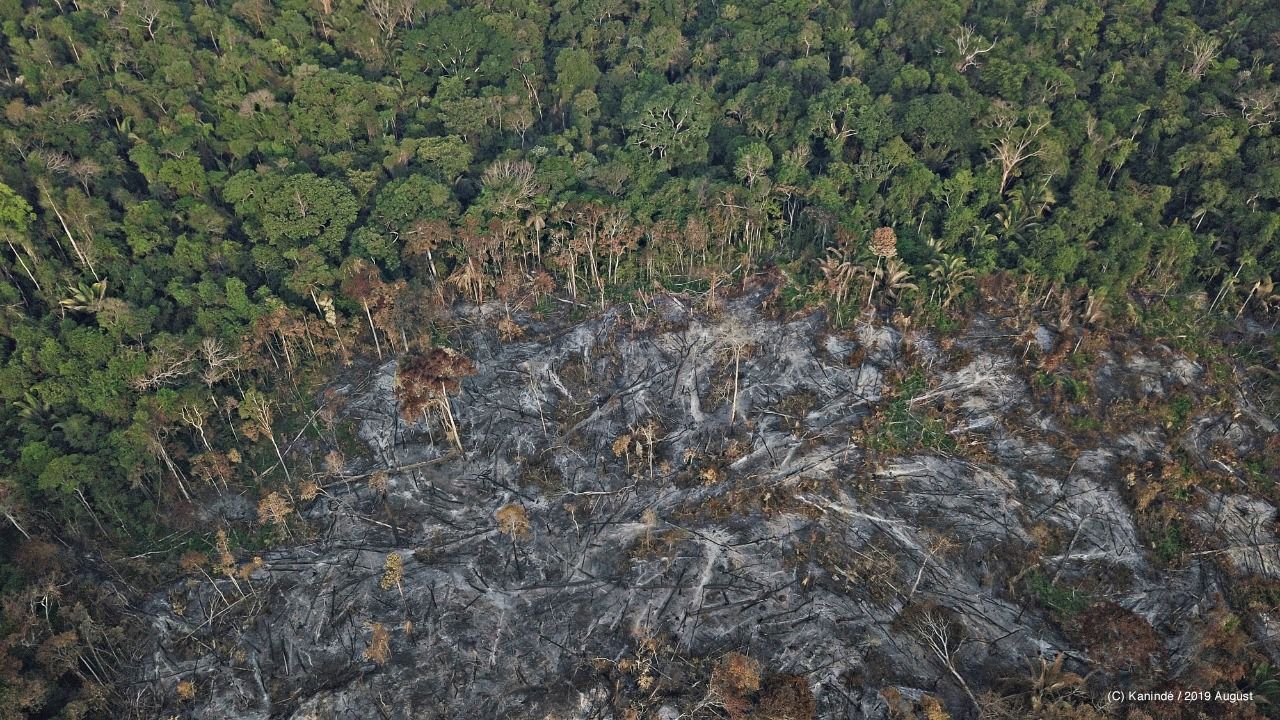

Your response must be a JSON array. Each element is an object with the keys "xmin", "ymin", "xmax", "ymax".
[
  {"xmin": 953, "ymin": 25, "xmax": 996, "ymax": 73},
  {"xmin": 900, "ymin": 603, "xmax": 981, "ymax": 709},
  {"xmin": 1238, "ymin": 88, "xmax": 1279, "ymax": 130},
  {"xmin": 367, "ymin": 0, "xmax": 419, "ymax": 41},
  {"xmin": 396, "ymin": 348, "xmax": 477, "ymax": 452},
  {"xmin": 342, "ymin": 260, "xmax": 387, "ymax": 361},
  {"xmin": 990, "ymin": 111, "xmax": 1051, "ymax": 195},
  {"xmin": 39, "ymin": 182, "xmax": 100, "ymax": 281},
  {"xmin": 1183, "ymin": 36, "xmax": 1219, "ymax": 80},
  {"xmin": 0, "ymin": 480, "xmax": 30, "ymax": 539},
  {"xmin": 243, "ymin": 391, "xmax": 291, "ymax": 482}
]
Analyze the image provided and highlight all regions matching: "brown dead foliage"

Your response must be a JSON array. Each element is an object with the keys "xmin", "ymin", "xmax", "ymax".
[
  {"xmin": 1064, "ymin": 603, "xmax": 1163, "ymax": 682},
  {"xmin": 755, "ymin": 673, "xmax": 817, "ymax": 719}
]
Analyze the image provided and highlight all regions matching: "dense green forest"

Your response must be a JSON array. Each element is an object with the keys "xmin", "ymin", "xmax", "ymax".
[{"xmin": 0, "ymin": 0, "xmax": 1277, "ymax": 715}]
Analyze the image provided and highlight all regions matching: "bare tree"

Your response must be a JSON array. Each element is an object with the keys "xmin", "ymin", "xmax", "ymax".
[
  {"xmin": 1183, "ymin": 36, "xmax": 1220, "ymax": 80},
  {"xmin": 989, "ymin": 109, "xmax": 1051, "ymax": 195},
  {"xmin": 38, "ymin": 182, "xmax": 100, "ymax": 281},
  {"xmin": 953, "ymin": 25, "xmax": 996, "ymax": 73},
  {"xmin": 0, "ymin": 479, "xmax": 30, "ymax": 539},
  {"xmin": 900, "ymin": 603, "xmax": 980, "ymax": 709},
  {"xmin": 130, "ymin": 0, "xmax": 165, "ymax": 41},
  {"xmin": 199, "ymin": 337, "xmax": 242, "ymax": 388},
  {"xmin": 4, "ymin": 235, "xmax": 41, "ymax": 291},
  {"xmin": 131, "ymin": 345, "xmax": 196, "ymax": 391},
  {"xmin": 242, "ymin": 391, "xmax": 291, "ymax": 482},
  {"xmin": 1238, "ymin": 87, "xmax": 1279, "ymax": 130},
  {"xmin": 717, "ymin": 321, "xmax": 753, "ymax": 427},
  {"xmin": 366, "ymin": 0, "xmax": 419, "ymax": 40},
  {"xmin": 342, "ymin": 260, "xmax": 388, "ymax": 359}
]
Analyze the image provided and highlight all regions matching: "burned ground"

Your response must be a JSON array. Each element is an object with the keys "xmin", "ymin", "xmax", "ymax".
[{"xmin": 135, "ymin": 291, "xmax": 1279, "ymax": 719}]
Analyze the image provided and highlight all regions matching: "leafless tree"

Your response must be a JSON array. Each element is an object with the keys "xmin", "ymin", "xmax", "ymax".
[
  {"xmin": 1183, "ymin": 36, "xmax": 1220, "ymax": 80},
  {"xmin": 989, "ymin": 109, "xmax": 1051, "ymax": 195},
  {"xmin": 0, "ymin": 480, "xmax": 30, "ymax": 539},
  {"xmin": 1023, "ymin": 0, "xmax": 1048, "ymax": 29},
  {"xmin": 132, "ymin": 346, "xmax": 196, "ymax": 391},
  {"xmin": 39, "ymin": 182, "xmax": 100, "ymax": 281},
  {"xmin": 481, "ymin": 159, "xmax": 540, "ymax": 216},
  {"xmin": 717, "ymin": 321, "xmax": 753, "ymax": 427},
  {"xmin": 31, "ymin": 148, "xmax": 73, "ymax": 175},
  {"xmin": 180, "ymin": 404, "xmax": 213, "ymax": 451},
  {"xmin": 130, "ymin": 0, "xmax": 165, "ymax": 41},
  {"xmin": 368, "ymin": 0, "xmax": 422, "ymax": 39},
  {"xmin": 199, "ymin": 337, "xmax": 242, "ymax": 388},
  {"xmin": 244, "ymin": 391, "xmax": 291, "ymax": 482},
  {"xmin": 953, "ymin": 26, "xmax": 996, "ymax": 73},
  {"xmin": 1238, "ymin": 87, "xmax": 1278, "ymax": 130},
  {"xmin": 69, "ymin": 159, "xmax": 102, "ymax": 194},
  {"xmin": 901, "ymin": 604, "xmax": 980, "ymax": 709}
]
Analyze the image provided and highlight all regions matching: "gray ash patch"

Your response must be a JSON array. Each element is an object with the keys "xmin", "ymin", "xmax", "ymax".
[{"xmin": 134, "ymin": 300, "xmax": 1278, "ymax": 719}]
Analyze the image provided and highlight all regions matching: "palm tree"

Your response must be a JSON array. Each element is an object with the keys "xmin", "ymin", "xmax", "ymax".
[
  {"xmin": 877, "ymin": 257, "xmax": 918, "ymax": 306},
  {"xmin": 994, "ymin": 183, "xmax": 1055, "ymax": 245},
  {"xmin": 866, "ymin": 226, "xmax": 898, "ymax": 306},
  {"xmin": 59, "ymin": 279, "xmax": 108, "ymax": 314},
  {"xmin": 13, "ymin": 391, "xmax": 52, "ymax": 426},
  {"xmin": 818, "ymin": 248, "xmax": 863, "ymax": 324},
  {"xmin": 446, "ymin": 257, "xmax": 489, "ymax": 304},
  {"xmin": 926, "ymin": 254, "xmax": 975, "ymax": 308},
  {"xmin": 524, "ymin": 206, "xmax": 551, "ymax": 264}
]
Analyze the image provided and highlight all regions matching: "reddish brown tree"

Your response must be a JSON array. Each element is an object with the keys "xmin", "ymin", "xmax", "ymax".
[
  {"xmin": 396, "ymin": 348, "xmax": 476, "ymax": 451},
  {"xmin": 341, "ymin": 259, "xmax": 388, "ymax": 359}
]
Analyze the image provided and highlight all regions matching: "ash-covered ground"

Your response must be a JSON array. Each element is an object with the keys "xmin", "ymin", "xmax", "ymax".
[{"xmin": 137, "ymin": 289, "xmax": 1279, "ymax": 719}]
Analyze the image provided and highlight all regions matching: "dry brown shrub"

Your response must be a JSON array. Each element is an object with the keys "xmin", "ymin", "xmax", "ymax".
[
  {"xmin": 497, "ymin": 315, "xmax": 524, "ymax": 341},
  {"xmin": 756, "ymin": 673, "xmax": 817, "ymax": 719},
  {"xmin": 214, "ymin": 529, "xmax": 235, "ymax": 576},
  {"xmin": 297, "ymin": 478, "xmax": 320, "ymax": 501},
  {"xmin": 710, "ymin": 651, "xmax": 761, "ymax": 718},
  {"xmin": 178, "ymin": 551, "xmax": 208, "ymax": 573},
  {"xmin": 323, "ymin": 449, "xmax": 346, "ymax": 477},
  {"xmin": 1064, "ymin": 603, "xmax": 1162, "ymax": 681},
  {"xmin": 364, "ymin": 622, "xmax": 390, "ymax": 665},
  {"xmin": 236, "ymin": 556, "xmax": 264, "ymax": 580},
  {"xmin": 379, "ymin": 552, "xmax": 404, "ymax": 591},
  {"xmin": 611, "ymin": 433, "xmax": 632, "ymax": 458},
  {"xmin": 495, "ymin": 503, "xmax": 531, "ymax": 540},
  {"xmin": 190, "ymin": 451, "xmax": 234, "ymax": 486},
  {"xmin": 918, "ymin": 695, "xmax": 951, "ymax": 720},
  {"xmin": 176, "ymin": 680, "xmax": 196, "ymax": 701},
  {"xmin": 256, "ymin": 491, "xmax": 292, "ymax": 527}
]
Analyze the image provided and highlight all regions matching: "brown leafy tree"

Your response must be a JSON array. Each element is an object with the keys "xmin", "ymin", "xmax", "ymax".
[
  {"xmin": 403, "ymin": 218, "xmax": 450, "ymax": 279},
  {"xmin": 396, "ymin": 348, "xmax": 476, "ymax": 451},
  {"xmin": 341, "ymin": 259, "xmax": 389, "ymax": 360}
]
